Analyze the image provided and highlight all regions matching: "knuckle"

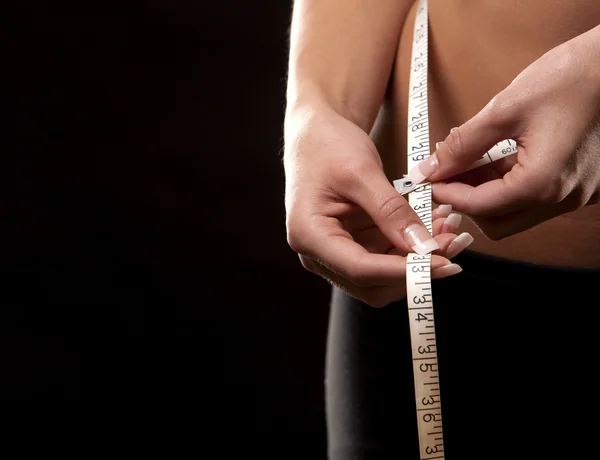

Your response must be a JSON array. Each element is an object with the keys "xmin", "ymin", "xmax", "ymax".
[
  {"xmin": 535, "ymin": 181, "xmax": 569, "ymax": 205},
  {"xmin": 298, "ymin": 255, "xmax": 317, "ymax": 273},
  {"xmin": 286, "ymin": 208, "xmax": 315, "ymax": 256},
  {"xmin": 375, "ymin": 193, "xmax": 411, "ymax": 223},
  {"xmin": 286, "ymin": 226, "xmax": 308, "ymax": 254},
  {"xmin": 444, "ymin": 127, "xmax": 465, "ymax": 162},
  {"xmin": 485, "ymin": 92, "xmax": 519, "ymax": 128},
  {"xmin": 515, "ymin": 169, "xmax": 567, "ymax": 206}
]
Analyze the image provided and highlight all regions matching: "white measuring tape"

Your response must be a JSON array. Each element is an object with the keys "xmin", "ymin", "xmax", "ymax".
[{"xmin": 392, "ymin": 1, "xmax": 517, "ymax": 458}]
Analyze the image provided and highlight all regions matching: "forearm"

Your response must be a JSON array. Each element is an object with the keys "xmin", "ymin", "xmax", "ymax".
[{"xmin": 285, "ymin": 0, "xmax": 415, "ymax": 132}]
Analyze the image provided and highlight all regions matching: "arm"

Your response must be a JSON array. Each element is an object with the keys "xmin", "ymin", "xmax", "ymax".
[
  {"xmin": 286, "ymin": 0, "xmax": 416, "ymax": 132},
  {"xmin": 410, "ymin": 24, "xmax": 600, "ymax": 239},
  {"xmin": 282, "ymin": 1, "xmax": 464, "ymax": 308}
]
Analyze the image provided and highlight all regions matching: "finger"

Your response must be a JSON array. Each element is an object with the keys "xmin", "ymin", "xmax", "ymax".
[
  {"xmin": 354, "ymin": 210, "xmax": 461, "ymax": 254},
  {"xmin": 309, "ymin": 249, "xmax": 460, "ymax": 309},
  {"xmin": 437, "ymin": 232, "xmax": 474, "ymax": 259},
  {"xmin": 391, "ymin": 247, "xmax": 464, "ymax": 279},
  {"xmin": 447, "ymin": 156, "xmax": 515, "ymax": 187},
  {"xmin": 409, "ymin": 97, "xmax": 520, "ymax": 184},
  {"xmin": 305, "ymin": 257, "xmax": 406, "ymax": 308},
  {"xmin": 343, "ymin": 163, "xmax": 439, "ymax": 255},
  {"xmin": 431, "ymin": 232, "xmax": 473, "ymax": 260},
  {"xmin": 432, "ymin": 212, "xmax": 463, "ymax": 235},
  {"xmin": 469, "ymin": 199, "xmax": 577, "ymax": 240},
  {"xmin": 432, "ymin": 167, "xmax": 547, "ymax": 217},
  {"xmin": 339, "ymin": 206, "xmax": 374, "ymax": 232},
  {"xmin": 299, "ymin": 215, "xmax": 409, "ymax": 286},
  {"xmin": 352, "ymin": 226, "xmax": 393, "ymax": 254},
  {"xmin": 431, "ymin": 210, "xmax": 476, "ymax": 259},
  {"xmin": 432, "ymin": 204, "xmax": 452, "ymax": 220},
  {"xmin": 339, "ymin": 208, "xmax": 392, "ymax": 254},
  {"xmin": 387, "ymin": 248, "xmax": 462, "ymax": 279}
]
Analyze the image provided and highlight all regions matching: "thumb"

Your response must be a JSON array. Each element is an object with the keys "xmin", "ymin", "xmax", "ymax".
[
  {"xmin": 409, "ymin": 98, "xmax": 518, "ymax": 184},
  {"xmin": 344, "ymin": 163, "xmax": 440, "ymax": 256}
]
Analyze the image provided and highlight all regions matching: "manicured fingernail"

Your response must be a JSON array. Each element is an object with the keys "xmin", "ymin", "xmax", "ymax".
[
  {"xmin": 442, "ymin": 213, "xmax": 462, "ymax": 233},
  {"xmin": 436, "ymin": 142, "xmax": 443, "ymax": 149},
  {"xmin": 446, "ymin": 232, "xmax": 474, "ymax": 259},
  {"xmin": 432, "ymin": 263, "xmax": 462, "ymax": 278},
  {"xmin": 409, "ymin": 153, "xmax": 438, "ymax": 185},
  {"xmin": 404, "ymin": 224, "xmax": 440, "ymax": 255},
  {"xmin": 450, "ymin": 127, "xmax": 458, "ymax": 134},
  {"xmin": 433, "ymin": 204, "xmax": 452, "ymax": 219}
]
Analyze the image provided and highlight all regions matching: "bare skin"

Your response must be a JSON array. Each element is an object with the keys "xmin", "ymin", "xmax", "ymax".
[
  {"xmin": 284, "ymin": 0, "xmax": 465, "ymax": 307},
  {"xmin": 285, "ymin": 0, "xmax": 600, "ymax": 307},
  {"xmin": 375, "ymin": 0, "xmax": 600, "ymax": 268}
]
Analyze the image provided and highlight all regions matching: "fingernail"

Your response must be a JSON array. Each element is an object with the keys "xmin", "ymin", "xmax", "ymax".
[
  {"xmin": 446, "ymin": 232, "xmax": 474, "ymax": 259},
  {"xmin": 450, "ymin": 127, "xmax": 458, "ymax": 134},
  {"xmin": 409, "ymin": 153, "xmax": 438, "ymax": 185},
  {"xmin": 441, "ymin": 213, "xmax": 462, "ymax": 233},
  {"xmin": 432, "ymin": 263, "xmax": 462, "ymax": 278},
  {"xmin": 433, "ymin": 204, "xmax": 452, "ymax": 219},
  {"xmin": 404, "ymin": 224, "xmax": 440, "ymax": 255},
  {"xmin": 436, "ymin": 141, "xmax": 443, "ymax": 149}
]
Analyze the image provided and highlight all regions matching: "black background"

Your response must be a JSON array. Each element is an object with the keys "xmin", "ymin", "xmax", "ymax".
[{"xmin": 2, "ymin": 1, "xmax": 331, "ymax": 456}]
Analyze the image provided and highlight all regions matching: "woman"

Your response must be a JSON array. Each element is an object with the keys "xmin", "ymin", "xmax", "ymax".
[{"xmin": 284, "ymin": 0, "xmax": 600, "ymax": 458}]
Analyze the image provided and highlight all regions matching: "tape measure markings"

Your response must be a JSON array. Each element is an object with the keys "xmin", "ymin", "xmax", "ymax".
[
  {"xmin": 393, "ymin": 1, "xmax": 519, "ymax": 458},
  {"xmin": 404, "ymin": 1, "xmax": 440, "ymax": 458}
]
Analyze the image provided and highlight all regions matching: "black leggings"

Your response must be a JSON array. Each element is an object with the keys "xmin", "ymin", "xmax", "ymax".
[{"xmin": 325, "ymin": 250, "xmax": 600, "ymax": 459}]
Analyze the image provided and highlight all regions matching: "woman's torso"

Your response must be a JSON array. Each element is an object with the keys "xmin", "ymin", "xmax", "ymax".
[{"xmin": 372, "ymin": 0, "xmax": 600, "ymax": 268}]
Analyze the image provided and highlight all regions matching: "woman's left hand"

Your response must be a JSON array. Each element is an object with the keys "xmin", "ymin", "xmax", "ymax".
[{"xmin": 408, "ymin": 25, "xmax": 600, "ymax": 240}]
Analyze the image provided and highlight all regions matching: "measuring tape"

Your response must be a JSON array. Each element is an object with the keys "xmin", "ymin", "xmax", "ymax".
[{"xmin": 392, "ymin": 1, "xmax": 517, "ymax": 458}]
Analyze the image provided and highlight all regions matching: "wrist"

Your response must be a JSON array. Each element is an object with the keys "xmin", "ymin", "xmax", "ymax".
[
  {"xmin": 283, "ymin": 92, "xmax": 333, "ymax": 148},
  {"xmin": 285, "ymin": 79, "xmax": 376, "ymax": 133}
]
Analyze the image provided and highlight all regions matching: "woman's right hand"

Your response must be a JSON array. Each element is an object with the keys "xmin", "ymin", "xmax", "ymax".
[{"xmin": 283, "ymin": 104, "xmax": 471, "ymax": 307}]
